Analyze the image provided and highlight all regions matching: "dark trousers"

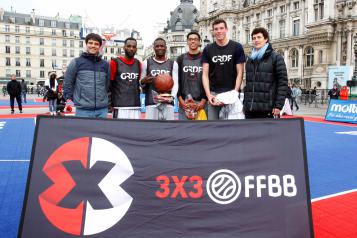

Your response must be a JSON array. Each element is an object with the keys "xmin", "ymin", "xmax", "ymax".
[
  {"xmin": 290, "ymin": 97, "xmax": 299, "ymax": 110},
  {"xmin": 10, "ymin": 95, "xmax": 22, "ymax": 111},
  {"xmin": 245, "ymin": 111, "xmax": 274, "ymax": 119}
]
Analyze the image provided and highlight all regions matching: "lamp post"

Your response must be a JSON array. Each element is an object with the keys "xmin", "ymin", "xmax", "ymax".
[{"xmin": 347, "ymin": 33, "xmax": 357, "ymax": 97}]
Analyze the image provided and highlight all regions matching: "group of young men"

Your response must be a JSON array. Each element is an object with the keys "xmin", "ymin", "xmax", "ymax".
[{"xmin": 63, "ymin": 18, "xmax": 288, "ymax": 120}]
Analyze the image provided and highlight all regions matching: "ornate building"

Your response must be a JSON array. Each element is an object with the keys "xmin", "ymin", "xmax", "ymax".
[
  {"xmin": 0, "ymin": 8, "xmax": 82, "ymax": 85},
  {"xmin": 196, "ymin": 0, "xmax": 357, "ymax": 89},
  {"xmin": 146, "ymin": 0, "xmax": 199, "ymax": 60}
]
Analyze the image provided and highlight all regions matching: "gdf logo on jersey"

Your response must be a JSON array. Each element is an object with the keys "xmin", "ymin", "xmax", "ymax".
[
  {"xmin": 212, "ymin": 55, "xmax": 233, "ymax": 65},
  {"xmin": 120, "ymin": 72, "xmax": 139, "ymax": 81},
  {"xmin": 151, "ymin": 69, "xmax": 171, "ymax": 76},
  {"xmin": 38, "ymin": 137, "xmax": 134, "ymax": 236}
]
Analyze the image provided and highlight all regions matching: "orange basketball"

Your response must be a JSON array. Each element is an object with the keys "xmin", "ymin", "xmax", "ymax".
[{"xmin": 154, "ymin": 74, "xmax": 174, "ymax": 93}]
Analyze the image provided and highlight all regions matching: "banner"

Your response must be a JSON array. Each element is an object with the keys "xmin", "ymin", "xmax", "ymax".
[
  {"xmin": 19, "ymin": 117, "xmax": 313, "ymax": 238},
  {"xmin": 328, "ymin": 66, "xmax": 353, "ymax": 89},
  {"xmin": 325, "ymin": 99, "xmax": 357, "ymax": 123}
]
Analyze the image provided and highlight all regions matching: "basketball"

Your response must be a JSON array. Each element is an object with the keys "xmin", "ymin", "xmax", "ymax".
[{"xmin": 154, "ymin": 74, "xmax": 174, "ymax": 93}]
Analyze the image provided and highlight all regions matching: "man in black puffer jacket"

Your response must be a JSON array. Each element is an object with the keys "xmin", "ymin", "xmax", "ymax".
[
  {"xmin": 243, "ymin": 27, "xmax": 288, "ymax": 118},
  {"xmin": 6, "ymin": 74, "xmax": 23, "ymax": 114}
]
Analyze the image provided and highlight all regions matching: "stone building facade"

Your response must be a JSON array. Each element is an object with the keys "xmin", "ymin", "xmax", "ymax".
[{"xmin": 196, "ymin": 0, "xmax": 357, "ymax": 89}]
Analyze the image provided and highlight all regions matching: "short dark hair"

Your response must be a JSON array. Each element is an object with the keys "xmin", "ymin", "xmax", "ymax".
[
  {"xmin": 186, "ymin": 31, "xmax": 201, "ymax": 41},
  {"xmin": 212, "ymin": 19, "xmax": 227, "ymax": 29},
  {"xmin": 124, "ymin": 37, "xmax": 137, "ymax": 45},
  {"xmin": 85, "ymin": 33, "xmax": 102, "ymax": 46},
  {"xmin": 154, "ymin": 37, "xmax": 166, "ymax": 45},
  {"xmin": 251, "ymin": 27, "xmax": 269, "ymax": 42}
]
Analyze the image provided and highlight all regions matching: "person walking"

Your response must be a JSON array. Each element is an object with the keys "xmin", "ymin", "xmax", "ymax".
[
  {"xmin": 45, "ymin": 71, "xmax": 58, "ymax": 115},
  {"xmin": 202, "ymin": 18, "xmax": 246, "ymax": 120},
  {"xmin": 6, "ymin": 74, "xmax": 23, "ymax": 114},
  {"xmin": 176, "ymin": 31, "xmax": 206, "ymax": 120},
  {"xmin": 291, "ymin": 84, "xmax": 300, "ymax": 111},
  {"xmin": 20, "ymin": 79, "xmax": 27, "ymax": 103},
  {"xmin": 243, "ymin": 27, "xmax": 288, "ymax": 118},
  {"xmin": 63, "ymin": 33, "xmax": 110, "ymax": 118},
  {"xmin": 109, "ymin": 37, "xmax": 141, "ymax": 119}
]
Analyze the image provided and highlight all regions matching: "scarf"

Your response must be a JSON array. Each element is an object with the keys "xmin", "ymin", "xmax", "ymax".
[{"xmin": 250, "ymin": 43, "xmax": 269, "ymax": 60}]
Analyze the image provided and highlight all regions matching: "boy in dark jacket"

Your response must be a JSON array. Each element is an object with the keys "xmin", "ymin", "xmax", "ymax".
[{"xmin": 6, "ymin": 74, "xmax": 23, "ymax": 114}]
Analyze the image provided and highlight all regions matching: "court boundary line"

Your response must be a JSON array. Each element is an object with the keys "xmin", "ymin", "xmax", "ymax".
[
  {"xmin": 311, "ymin": 188, "xmax": 357, "ymax": 202},
  {"xmin": 0, "ymin": 160, "xmax": 30, "ymax": 162}
]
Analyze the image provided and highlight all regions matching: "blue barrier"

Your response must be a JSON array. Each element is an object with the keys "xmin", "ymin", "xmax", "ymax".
[{"xmin": 325, "ymin": 99, "xmax": 357, "ymax": 124}]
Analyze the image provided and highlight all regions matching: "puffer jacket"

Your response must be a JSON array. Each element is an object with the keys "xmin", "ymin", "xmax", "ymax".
[
  {"xmin": 63, "ymin": 52, "xmax": 110, "ymax": 110},
  {"xmin": 243, "ymin": 44, "xmax": 288, "ymax": 112},
  {"xmin": 7, "ymin": 80, "xmax": 22, "ymax": 96}
]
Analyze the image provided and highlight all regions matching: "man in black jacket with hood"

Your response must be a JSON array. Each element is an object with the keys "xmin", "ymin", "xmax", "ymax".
[
  {"xmin": 6, "ymin": 74, "xmax": 23, "ymax": 114},
  {"xmin": 243, "ymin": 27, "xmax": 288, "ymax": 118}
]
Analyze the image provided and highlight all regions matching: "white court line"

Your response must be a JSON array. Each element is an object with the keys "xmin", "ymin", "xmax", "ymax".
[
  {"xmin": 335, "ymin": 131, "xmax": 357, "ymax": 136},
  {"xmin": 0, "ymin": 160, "xmax": 30, "ymax": 162},
  {"xmin": 311, "ymin": 189, "xmax": 357, "ymax": 202}
]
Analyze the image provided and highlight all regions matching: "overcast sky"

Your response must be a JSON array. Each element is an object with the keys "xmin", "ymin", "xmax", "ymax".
[{"xmin": 1, "ymin": 0, "xmax": 200, "ymax": 47}]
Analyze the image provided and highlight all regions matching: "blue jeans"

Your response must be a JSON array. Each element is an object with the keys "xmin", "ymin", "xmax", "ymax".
[
  {"xmin": 75, "ymin": 107, "xmax": 108, "ymax": 118},
  {"xmin": 48, "ymin": 99, "xmax": 57, "ymax": 112}
]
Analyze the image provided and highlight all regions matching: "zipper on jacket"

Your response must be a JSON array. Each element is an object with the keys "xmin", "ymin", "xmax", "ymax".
[
  {"xmin": 93, "ymin": 60, "xmax": 97, "ymax": 109},
  {"xmin": 250, "ymin": 61, "xmax": 258, "ymax": 111}
]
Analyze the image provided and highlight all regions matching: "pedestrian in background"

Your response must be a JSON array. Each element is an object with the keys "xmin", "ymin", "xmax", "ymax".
[
  {"xmin": 45, "ymin": 71, "xmax": 58, "ymax": 115},
  {"xmin": 243, "ymin": 27, "xmax": 288, "ymax": 118},
  {"xmin": 328, "ymin": 84, "xmax": 339, "ymax": 100},
  {"xmin": 6, "ymin": 74, "xmax": 22, "ymax": 114},
  {"xmin": 63, "ymin": 33, "xmax": 110, "ymax": 118},
  {"xmin": 20, "ymin": 79, "xmax": 27, "ymax": 103},
  {"xmin": 291, "ymin": 84, "xmax": 300, "ymax": 111}
]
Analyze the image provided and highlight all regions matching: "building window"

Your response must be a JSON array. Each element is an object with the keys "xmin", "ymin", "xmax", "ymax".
[
  {"xmin": 65, "ymin": 22, "xmax": 70, "ymax": 29},
  {"xmin": 15, "ymin": 26, "xmax": 20, "ymax": 33},
  {"xmin": 173, "ymin": 35, "xmax": 184, "ymax": 42},
  {"xmin": 175, "ymin": 21, "xmax": 183, "ymax": 31},
  {"xmin": 291, "ymin": 48, "xmax": 299, "ymax": 68},
  {"xmin": 63, "ymin": 49, "xmax": 67, "ymax": 57},
  {"xmin": 40, "ymin": 28, "xmax": 44, "ymax": 35},
  {"xmin": 293, "ymin": 1, "xmax": 300, "ymax": 10},
  {"xmin": 6, "ymin": 69, "xmax": 12, "ymax": 77},
  {"xmin": 40, "ymin": 48, "xmax": 45, "ymax": 56},
  {"xmin": 39, "ymin": 19, "xmax": 45, "ymax": 27},
  {"xmin": 26, "ymin": 47, "xmax": 31, "ymax": 55},
  {"xmin": 256, "ymin": 13, "xmax": 260, "ymax": 20},
  {"xmin": 246, "ymin": 16, "xmax": 250, "ymax": 23},
  {"xmin": 15, "ymin": 36, "xmax": 20, "ymax": 44},
  {"xmin": 6, "ymin": 46, "xmax": 11, "ymax": 53},
  {"xmin": 26, "ymin": 37, "xmax": 30, "ymax": 44},
  {"xmin": 79, "ymin": 41, "xmax": 83, "ymax": 48},
  {"xmin": 52, "ymin": 49, "xmax": 57, "ymax": 56},
  {"xmin": 70, "ymin": 40, "xmax": 74, "ymax": 47},
  {"xmin": 70, "ymin": 50, "xmax": 75, "ymax": 57},
  {"xmin": 51, "ymin": 20, "xmax": 57, "ymax": 28},
  {"xmin": 110, "ymin": 47, "xmax": 114, "ymax": 54},
  {"xmin": 16, "ymin": 58, "xmax": 21, "ymax": 66},
  {"xmin": 70, "ymin": 30, "xmax": 74, "ymax": 36},
  {"xmin": 5, "ymin": 35, "xmax": 10, "ymax": 43},
  {"xmin": 305, "ymin": 47, "xmax": 314, "ymax": 67},
  {"xmin": 26, "ymin": 27, "xmax": 30, "ymax": 34},
  {"xmin": 16, "ymin": 70, "xmax": 21, "ymax": 77},
  {"xmin": 40, "ymin": 71, "xmax": 45, "ymax": 78},
  {"xmin": 26, "ymin": 70, "xmax": 31, "ymax": 78},
  {"xmin": 246, "ymin": 30, "xmax": 250, "ymax": 44},
  {"xmin": 52, "ymin": 39, "xmax": 56, "ymax": 46},
  {"xmin": 62, "ymin": 30, "xmax": 67, "ymax": 37},
  {"xmin": 40, "ymin": 59, "xmax": 45, "ymax": 67},
  {"xmin": 15, "ymin": 46, "xmax": 20, "ymax": 54},
  {"xmin": 62, "ymin": 60, "xmax": 67, "ymax": 66},
  {"xmin": 52, "ymin": 29, "xmax": 56, "ymax": 36},
  {"xmin": 63, "ymin": 39, "xmax": 67, "ymax": 47},
  {"xmin": 314, "ymin": 0, "xmax": 324, "ymax": 21},
  {"xmin": 293, "ymin": 19, "xmax": 300, "ymax": 36},
  {"xmin": 5, "ymin": 25, "xmax": 10, "ymax": 32},
  {"xmin": 280, "ymin": 5, "xmax": 286, "ymax": 13},
  {"xmin": 267, "ymin": 23, "xmax": 272, "ymax": 39},
  {"xmin": 267, "ymin": 9, "xmax": 272, "ymax": 17},
  {"xmin": 318, "ymin": 50, "xmax": 323, "ymax": 63},
  {"xmin": 40, "ymin": 38, "xmax": 44, "ymax": 45},
  {"xmin": 26, "ymin": 58, "xmax": 31, "ymax": 67},
  {"xmin": 279, "ymin": 20, "xmax": 286, "ymax": 38},
  {"xmin": 52, "ymin": 59, "xmax": 57, "ymax": 69},
  {"xmin": 6, "ymin": 57, "xmax": 11, "ymax": 66}
]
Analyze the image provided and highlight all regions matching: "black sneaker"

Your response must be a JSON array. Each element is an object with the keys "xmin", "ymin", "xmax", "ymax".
[
  {"xmin": 11, "ymin": 110, "xmax": 14, "ymax": 114},
  {"xmin": 20, "ymin": 110, "xmax": 23, "ymax": 113}
]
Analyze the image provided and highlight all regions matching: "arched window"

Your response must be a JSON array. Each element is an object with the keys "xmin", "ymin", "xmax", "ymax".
[
  {"xmin": 290, "ymin": 48, "xmax": 298, "ymax": 68},
  {"xmin": 305, "ymin": 47, "xmax": 314, "ymax": 67},
  {"xmin": 175, "ymin": 21, "xmax": 183, "ymax": 31}
]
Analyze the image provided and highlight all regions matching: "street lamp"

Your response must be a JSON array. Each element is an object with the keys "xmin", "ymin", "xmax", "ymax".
[{"xmin": 346, "ymin": 33, "xmax": 357, "ymax": 97}]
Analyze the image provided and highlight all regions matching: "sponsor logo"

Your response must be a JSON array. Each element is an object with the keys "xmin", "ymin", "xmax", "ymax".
[
  {"xmin": 155, "ymin": 169, "xmax": 297, "ymax": 205},
  {"xmin": 183, "ymin": 66, "xmax": 202, "ymax": 73},
  {"xmin": 330, "ymin": 103, "xmax": 357, "ymax": 114},
  {"xmin": 212, "ymin": 55, "xmax": 233, "ymax": 64},
  {"xmin": 120, "ymin": 72, "xmax": 139, "ymax": 80},
  {"xmin": 151, "ymin": 69, "xmax": 171, "ymax": 76},
  {"xmin": 39, "ymin": 137, "xmax": 134, "ymax": 236}
]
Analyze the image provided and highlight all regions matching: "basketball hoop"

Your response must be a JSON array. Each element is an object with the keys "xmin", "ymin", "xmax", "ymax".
[{"xmin": 102, "ymin": 32, "xmax": 116, "ymax": 46}]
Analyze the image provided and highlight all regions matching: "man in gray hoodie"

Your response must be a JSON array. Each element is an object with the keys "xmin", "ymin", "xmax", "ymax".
[{"xmin": 63, "ymin": 33, "xmax": 110, "ymax": 118}]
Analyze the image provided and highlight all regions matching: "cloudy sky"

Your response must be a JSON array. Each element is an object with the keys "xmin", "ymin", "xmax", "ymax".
[{"xmin": 1, "ymin": 0, "xmax": 200, "ymax": 46}]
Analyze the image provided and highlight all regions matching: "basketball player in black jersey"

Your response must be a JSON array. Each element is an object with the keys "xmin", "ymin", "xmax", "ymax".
[
  {"xmin": 202, "ymin": 19, "xmax": 246, "ymax": 120},
  {"xmin": 176, "ymin": 31, "xmax": 207, "ymax": 120}
]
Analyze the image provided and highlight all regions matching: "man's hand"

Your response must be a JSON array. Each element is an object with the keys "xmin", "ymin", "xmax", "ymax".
[
  {"xmin": 272, "ymin": 108, "xmax": 281, "ymax": 117},
  {"xmin": 140, "ymin": 76, "xmax": 156, "ymax": 85},
  {"xmin": 194, "ymin": 100, "xmax": 206, "ymax": 111}
]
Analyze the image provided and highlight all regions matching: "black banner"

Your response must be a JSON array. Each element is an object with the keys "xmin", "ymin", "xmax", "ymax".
[{"xmin": 19, "ymin": 117, "xmax": 313, "ymax": 238}]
